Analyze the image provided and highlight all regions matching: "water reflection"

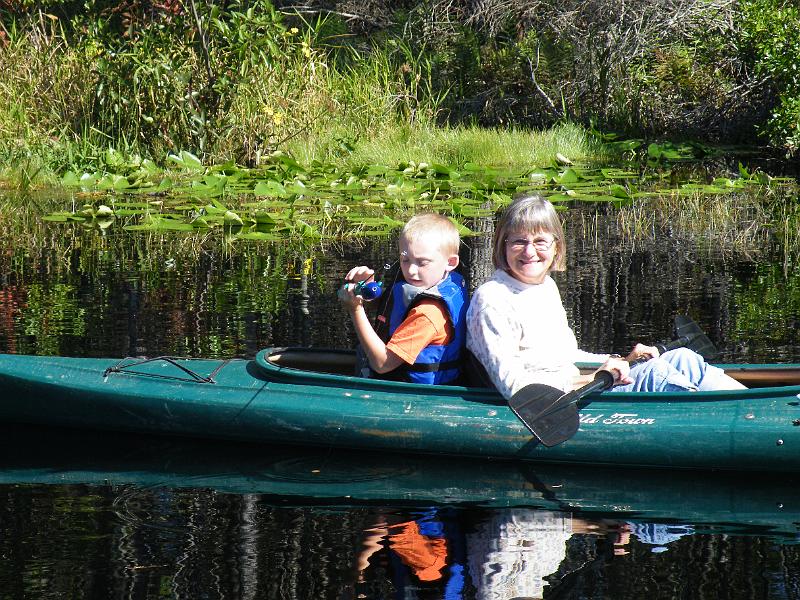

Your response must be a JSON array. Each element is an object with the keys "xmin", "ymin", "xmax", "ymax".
[
  {"xmin": 3, "ymin": 190, "xmax": 800, "ymax": 597},
  {"xmin": 354, "ymin": 507, "xmax": 619, "ymax": 600},
  {"xmin": 0, "ymin": 426, "xmax": 799, "ymax": 597},
  {"xmin": 2, "ymin": 203, "xmax": 799, "ymax": 362},
  {"xmin": 467, "ymin": 509, "xmax": 576, "ymax": 599}
]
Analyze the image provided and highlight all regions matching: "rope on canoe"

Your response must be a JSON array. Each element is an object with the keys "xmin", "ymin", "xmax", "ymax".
[{"xmin": 103, "ymin": 356, "xmax": 230, "ymax": 383}]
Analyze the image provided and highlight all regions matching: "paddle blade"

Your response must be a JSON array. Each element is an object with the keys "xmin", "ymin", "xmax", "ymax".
[
  {"xmin": 509, "ymin": 384, "xmax": 584, "ymax": 446},
  {"xmin": 510, "ymin": 372, "xmax": 614, "ymax": 445},
  {"xmin": 529, "ymin": 401, "xmax": 580, "ymax": 447},
  {"xmin": 674, "ymin": 316, "xmax": 718, "ymax": 359},
  {"xmin": 509, "ymin": 383, "xmax": 564, "ymax": 434}
]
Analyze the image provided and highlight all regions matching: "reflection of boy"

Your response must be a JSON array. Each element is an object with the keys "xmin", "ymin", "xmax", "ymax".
[
  {"xmin": 339, "ymin": 213, "xmax": 468, "ymax": 384},
  {"xmin": 387, "ymin": 518, "xmax": 449, "ymax": 582},
  {"xmin": 357, "ymin": 508, "xmax": 466, "ymax": 597}
]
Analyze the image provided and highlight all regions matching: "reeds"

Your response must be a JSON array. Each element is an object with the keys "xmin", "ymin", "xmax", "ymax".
[{"xmin": 616, "ymin": 190, "xmax": 772, "ymax": 257}]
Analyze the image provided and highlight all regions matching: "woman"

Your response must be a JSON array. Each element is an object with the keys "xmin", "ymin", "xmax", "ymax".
[{"xmin": 466, "ymin": 193, "xmax": 745, "ymax": 398}]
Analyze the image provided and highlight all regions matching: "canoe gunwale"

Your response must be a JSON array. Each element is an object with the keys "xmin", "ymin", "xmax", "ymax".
[
  {"xmin": 257, "ymin": 348, "xmax": 800, "ymax": 404},
  {"xmin": 255, "ymin": 347, "xmax": 503, "ymax": 401}
]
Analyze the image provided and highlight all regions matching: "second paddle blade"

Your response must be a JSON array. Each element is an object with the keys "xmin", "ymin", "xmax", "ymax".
[{"xmin": 674, "ymin": 315, "xmax": 718, "ymax": 359}]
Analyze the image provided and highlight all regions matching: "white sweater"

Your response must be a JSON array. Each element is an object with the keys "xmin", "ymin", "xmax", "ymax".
[{"xmin": 466, "ymin": 269, "xmax": 607, "ymax": 398}]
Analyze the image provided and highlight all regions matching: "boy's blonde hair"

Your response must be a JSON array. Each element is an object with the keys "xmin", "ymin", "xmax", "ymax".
[
  {"xmin": 492, "ymin": 193, "xmax": 567, "ymax": 272},
  {"xmin": 400, "ymin": 213, "xmax": 460, "ymax": 256}
]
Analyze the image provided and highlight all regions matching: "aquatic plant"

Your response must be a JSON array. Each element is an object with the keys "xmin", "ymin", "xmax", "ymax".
[{"xmin": 35, "ymin": 146, "xmax": 794, "ymax": 246}]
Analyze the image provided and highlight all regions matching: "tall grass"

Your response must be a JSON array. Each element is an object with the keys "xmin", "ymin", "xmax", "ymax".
[
  {"xmin": 616, "ymin": 191, "xmax": 771, "ymax": 255},
  {"xmin": 0, "ymin": 7, "xmax": 610, "ymax": 186},
  {"xmin": 319, "ymin": 121, "xmax": 610, "ymax": 169}
]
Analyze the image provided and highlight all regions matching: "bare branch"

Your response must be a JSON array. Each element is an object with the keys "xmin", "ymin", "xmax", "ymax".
[{"xmin": 526, "ymin": 50, "xmax": 562, "ymax": 119}]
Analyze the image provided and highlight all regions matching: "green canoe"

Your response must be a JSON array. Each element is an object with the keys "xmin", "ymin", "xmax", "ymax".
[{"xmin": 1, "ymin": 348, "xmax": 800, "ymax": 472}]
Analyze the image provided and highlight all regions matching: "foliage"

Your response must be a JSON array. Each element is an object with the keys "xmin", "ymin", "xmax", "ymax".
[
  {"xmin": 737, "ymin": 0, "xmax": 800, "ymax": 152},
  {"xmin": 345, "ymin": 0, "xmax": 755, "ymax": 139},
  {"xmin": 339, "ymin": 122, "xmax": 607, "ymax": 171},
  {"xmin": 2, "ymin": 0, "xmax": 800, "ymax": 181},
  {"xmin": 79, "ymin": 0, "xmax": 316, "ymax": 157},
  {"xmin": 0, "ymin": 0, "xmax": 452, "ymax": 177}
]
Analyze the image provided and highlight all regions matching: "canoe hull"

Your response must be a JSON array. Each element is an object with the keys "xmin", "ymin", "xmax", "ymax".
[{"xmin": 2, "ymin": 350, "xmax": 800, "ymax": 471}]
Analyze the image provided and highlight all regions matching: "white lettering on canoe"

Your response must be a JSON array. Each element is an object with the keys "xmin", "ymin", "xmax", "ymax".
[{"xmin": 579, "ymin": 413, "xmax": 655, "ymax": 426}]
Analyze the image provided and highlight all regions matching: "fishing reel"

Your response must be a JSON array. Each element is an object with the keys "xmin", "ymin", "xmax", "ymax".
[
  {"xmin": 353, "ymin": 280, "xmax": 383, "ymax": 300},
  {"xmin": 338, "ymin": 279, "xmax": 384, "ymax": 302},
  {"xmin": 339, "ymin": 262, "xmax": 395, "ymax": 302}
]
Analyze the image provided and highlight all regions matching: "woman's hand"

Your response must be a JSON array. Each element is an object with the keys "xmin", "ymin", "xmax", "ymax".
[
  {"xmin": 624, "ymin": 343, "xmax": 660, "ymax": 363},
  {"xmin": 598, "ymin": 356, "xmax": 633, "ymax": 385}
]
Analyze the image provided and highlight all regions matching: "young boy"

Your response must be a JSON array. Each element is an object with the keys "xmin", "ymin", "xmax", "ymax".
[{"xmin": 338, "ymin": 213, "xmax": 468, "ymax": 384}]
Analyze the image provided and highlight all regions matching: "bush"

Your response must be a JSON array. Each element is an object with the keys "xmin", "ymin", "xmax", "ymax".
[{"xmin": 737, "ymin": 0, "xmax": 800, "ymax": 152}]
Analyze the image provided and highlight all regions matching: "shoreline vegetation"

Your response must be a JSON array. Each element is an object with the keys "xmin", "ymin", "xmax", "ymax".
[
  {"xmin": 1, "ymin": 0, "xmax": 798, "ymax": 256},
  {"xmin": 1, "ymin": 0, "xmax": 799, "ymax": 188}
]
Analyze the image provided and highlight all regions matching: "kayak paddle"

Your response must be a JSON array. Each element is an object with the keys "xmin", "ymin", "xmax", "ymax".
[
  {"xmin": 508, "ymin": 316, "xmax": 718, "ymax": 447},
  {"xmin": 673, "ymin": 315, "xmax": 718, "ymax": 360}
]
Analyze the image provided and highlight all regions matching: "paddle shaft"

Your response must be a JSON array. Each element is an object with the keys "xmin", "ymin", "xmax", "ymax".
[
  {"xmin": 536, "ymin": 336, "xmax": 694, "ymax": 420},
  {"xmin": 510, "ymin": 316, "xmax": 719, "ymax": 447}
]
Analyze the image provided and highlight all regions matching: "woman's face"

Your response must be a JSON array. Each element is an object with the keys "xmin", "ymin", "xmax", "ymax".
[{"xmin": 504, "ymin": 229, "xmax": 557, "ymax": 285}]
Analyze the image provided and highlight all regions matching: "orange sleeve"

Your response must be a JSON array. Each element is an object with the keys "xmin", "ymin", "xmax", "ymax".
[
  {"xmin": 385, "ymin": 299, "xmax": 453, "ymax": 365},
  {"xmin": 387, "ymin": 521, "xmax": 448, "ymax": 582}
]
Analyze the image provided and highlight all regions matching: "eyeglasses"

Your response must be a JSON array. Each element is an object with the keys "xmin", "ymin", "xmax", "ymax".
[{"xmin": 505, "ymin": 237, "xmax": 557, "ymax": 252}]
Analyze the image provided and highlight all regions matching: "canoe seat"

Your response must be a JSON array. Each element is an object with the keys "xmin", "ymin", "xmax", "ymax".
[{"xmin": 266, "ymin": 348, "xmax": 357, "ymax": 376}]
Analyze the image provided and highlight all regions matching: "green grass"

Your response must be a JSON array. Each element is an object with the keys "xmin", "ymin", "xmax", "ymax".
[
  {"xmin": 353, "ymin": 122, "xmax": 608, "ymax": 168},
  {"xmin": 284, "ymin": 121, "xmax": 608, "ymax": 170},
  {"xmin": 0, "ymin": 13, "xmax": 612, "ymax": 184}
]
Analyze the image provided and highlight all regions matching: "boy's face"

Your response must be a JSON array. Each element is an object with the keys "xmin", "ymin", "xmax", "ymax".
[{"xmin": 398, "ymin": 232, "xmax": 458, "ymax": 289}]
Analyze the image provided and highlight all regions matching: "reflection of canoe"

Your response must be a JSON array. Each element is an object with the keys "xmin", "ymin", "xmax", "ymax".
[
  {"xmin": 2, "ymin": 425, "xmax": 799, "ymax": 542},
  {"xmin": 1, "ymin": 348, "xmax": 800, "ymax": 471}
]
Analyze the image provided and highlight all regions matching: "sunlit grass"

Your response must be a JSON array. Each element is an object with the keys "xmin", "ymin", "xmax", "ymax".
[
  {"xmin": 288, "ymin": 121, "xmax": 609, "ymax": 170},
  {"xmin": 0, "ymin": 17, "xmax": 611, "ymax": 182}
]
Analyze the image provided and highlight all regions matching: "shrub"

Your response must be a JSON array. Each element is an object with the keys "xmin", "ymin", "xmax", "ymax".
[{"xmin": 737, "ymin": 0, "xmax": 800, "ymax": 152}]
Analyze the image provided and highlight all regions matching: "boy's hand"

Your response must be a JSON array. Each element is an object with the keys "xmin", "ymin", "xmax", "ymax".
[
  {"xmin": 339, "ymin": 266, "xmax": 375, "ymax": 311},
  {"xmin": 336, "ymin": 266, "xmax": 375, "ymax": 312},
  {"xmin": 344, "ymin": 266, "xmax": 375, "ymax": 283},
  {"xmin": 337, "ymin": 282, "xmax": 364, "ymax": 310}
]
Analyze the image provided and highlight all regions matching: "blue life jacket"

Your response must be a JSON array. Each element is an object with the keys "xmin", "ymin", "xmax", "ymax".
[{"xmin": 381, "ymin": 271, "xmax": 468, "ymax": 384}]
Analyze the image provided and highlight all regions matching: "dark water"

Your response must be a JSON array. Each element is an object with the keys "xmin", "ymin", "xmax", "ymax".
[{"xmin": 2, "ymin": 195, "xmax": 800, "ymax": 598}]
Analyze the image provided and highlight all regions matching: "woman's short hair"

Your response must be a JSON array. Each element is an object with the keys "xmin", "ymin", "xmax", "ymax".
[
  {"xmin": 491, "ymin": 193, "xmax": 567, "ymax": 272},
  {"xmin": 401, "ymin": 213, "xmax": 460, "ymax": 256}
]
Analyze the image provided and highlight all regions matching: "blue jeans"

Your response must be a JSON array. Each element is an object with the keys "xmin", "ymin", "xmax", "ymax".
[{"xmin": 609, "ymin": 348, "xmax": 721, "ymax": 393}]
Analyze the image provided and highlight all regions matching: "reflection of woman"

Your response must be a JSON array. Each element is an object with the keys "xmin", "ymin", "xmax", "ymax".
[
  {"xmin": 466, "ymin": 509, "xmax": 573, "ymax": 600},
  {"xmin": 467, "ymin": 193, "xmax": 746, "ymax": 398},
  {"xmin": 618, "ymin": 522, "xmax": 695, "ymax": 555}
]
